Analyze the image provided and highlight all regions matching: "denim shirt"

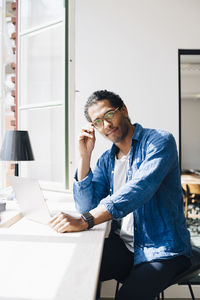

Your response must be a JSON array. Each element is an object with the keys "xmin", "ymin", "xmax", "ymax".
[{"xmin": 73, "ymin": 123, "xmax": 192, "ymax": 265}]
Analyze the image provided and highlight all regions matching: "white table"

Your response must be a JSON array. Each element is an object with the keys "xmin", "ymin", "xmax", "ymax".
[{"xmin": 0, "ymin": 191, "xmax": 107, "ymax": 300}]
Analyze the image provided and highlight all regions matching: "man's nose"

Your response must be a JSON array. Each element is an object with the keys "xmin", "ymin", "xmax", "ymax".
[{"xmin": 103, "ymin": 119, "xmax": 112, "ymax": 128}]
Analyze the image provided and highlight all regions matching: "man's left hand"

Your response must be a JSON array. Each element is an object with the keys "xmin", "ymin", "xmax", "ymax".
[{"xmin": 48, "ymin": 212, "xmax": 88, "ymax": 233}]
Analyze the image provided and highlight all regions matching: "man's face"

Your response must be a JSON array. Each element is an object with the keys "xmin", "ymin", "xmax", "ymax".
[{"xmin": 88, "ymin": 99, "xmax": 130, "ymax": 144}]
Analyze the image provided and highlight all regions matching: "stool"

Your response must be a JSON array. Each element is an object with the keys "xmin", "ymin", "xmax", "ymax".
[{"xmin": 115, "ymin": 246, "xmax": 200, "ymax": 300}]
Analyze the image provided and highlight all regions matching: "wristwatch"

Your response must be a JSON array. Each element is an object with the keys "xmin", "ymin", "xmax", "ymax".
[{"xmin": 81, "ymin": 212, "xmax": 94, "ymax": 230}]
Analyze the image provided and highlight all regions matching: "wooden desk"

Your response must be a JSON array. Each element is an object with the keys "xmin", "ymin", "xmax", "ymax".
[
  {"xmin": 181, "ymin": 174, "xmax": 200, "ymax": 185},
  {"xmin": 0, "ymin": 191, "xmax": 107, "ymax": 300}
]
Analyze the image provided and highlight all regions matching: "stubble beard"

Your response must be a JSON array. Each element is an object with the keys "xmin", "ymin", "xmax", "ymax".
[{"xmin": 112, "ymin": 121, "xmax": 130, "ymax": 144}]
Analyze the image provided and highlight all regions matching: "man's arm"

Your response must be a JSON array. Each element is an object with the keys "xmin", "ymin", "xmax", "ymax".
[
  {"xmin": 73, "ymin": 124, "xmax": 110, "ymax": 213},
  {"xmin": 73, "ymin": 153, "xmax": 111, "ymax": 213}
]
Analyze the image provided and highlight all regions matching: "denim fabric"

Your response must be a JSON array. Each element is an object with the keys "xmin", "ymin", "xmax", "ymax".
[{"xmin": 73, "ymin": 123, "xmax": 192, "ymax": 265}]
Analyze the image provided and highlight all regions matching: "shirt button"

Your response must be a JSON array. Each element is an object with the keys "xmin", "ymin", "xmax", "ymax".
[
  {"xmin": 112, "ymin": 171, "xmax": 114, "ymax": 174},
  {"xmin": 110, "ymin": 188, "xmax": 112, "ymax": 192}
]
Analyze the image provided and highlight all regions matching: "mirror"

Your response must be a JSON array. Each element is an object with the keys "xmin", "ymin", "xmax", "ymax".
[{"xmin": 179, "ymin": 50, "xmax": 200, "ymax": 174}]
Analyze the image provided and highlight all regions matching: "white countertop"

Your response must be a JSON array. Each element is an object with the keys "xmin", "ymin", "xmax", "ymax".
[{"xmin": 0, "ymin": 191, "xmax": 107, "ymax": 300}]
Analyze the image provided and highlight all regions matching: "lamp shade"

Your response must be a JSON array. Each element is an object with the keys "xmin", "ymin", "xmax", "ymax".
[{"xmin": 0, "ymin": 130, "xmax": 34, "ymax": 161}]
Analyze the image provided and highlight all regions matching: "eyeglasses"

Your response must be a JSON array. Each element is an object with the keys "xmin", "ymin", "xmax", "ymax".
[{"xmin": 92, "ymin": 107, "xmax": 120, "ymax": 129}]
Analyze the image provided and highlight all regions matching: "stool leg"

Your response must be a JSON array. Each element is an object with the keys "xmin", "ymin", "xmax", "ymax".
[
  {"xmin": 188, "ymin": 282, "xmax": 195, "ymax": 300},
  {"xmin": 155, "ymin": 290, "xmax": 164, "ymax": 300},
  {"xmin": 115, "ymin": 281, "xmax": 120, "ymax": 300},
  {"xmin": 161, "ymin": 290, "xmax": 164, "ymax": 299}
]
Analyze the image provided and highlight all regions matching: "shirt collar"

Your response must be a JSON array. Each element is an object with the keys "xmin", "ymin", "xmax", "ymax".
[{"xmin": 131, "ymin": 123, "xmax": 143, "ymax": 143}]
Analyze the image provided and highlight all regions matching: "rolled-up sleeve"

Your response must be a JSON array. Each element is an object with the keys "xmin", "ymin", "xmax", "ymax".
[{"xmin": 73, "ymin": 153, "xmax": 110, "ymax": 213}]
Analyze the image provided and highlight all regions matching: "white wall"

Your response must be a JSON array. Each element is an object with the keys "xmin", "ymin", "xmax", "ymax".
[
  {"xmin": 75, "ymin": 0, "xmax": 200, "ymax": 298},
  {"xmin": 75, "ymin": 0, "xmax": 200, "ymax": 168}
]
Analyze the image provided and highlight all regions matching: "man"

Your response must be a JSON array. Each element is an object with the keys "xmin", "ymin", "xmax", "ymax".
[{"xmin": 49, "ymin": 90, "xmax": 191, "ymax": 300}]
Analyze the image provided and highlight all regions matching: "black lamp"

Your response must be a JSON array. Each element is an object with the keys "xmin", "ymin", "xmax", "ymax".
[{"xmin": 0, "ymin": 130, "xmax": 34, "ymax": 176}]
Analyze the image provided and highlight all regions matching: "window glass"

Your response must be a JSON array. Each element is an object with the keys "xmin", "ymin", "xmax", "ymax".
[
  {"xmin": 20, "ymin": 24, "xmax": 65, "ymax": 106},
  {"xmin": 20, "ymin": 0, "xmax": 64, "ymax": 31},
  {"xmin": 20, "ymin": 106, "xmax": 65, "ymax": 183}
]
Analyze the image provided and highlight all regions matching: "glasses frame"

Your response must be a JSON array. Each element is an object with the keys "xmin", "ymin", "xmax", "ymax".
[{"xmin": 91, "ymin": 107, "xmax": 120, "ymax": 129}]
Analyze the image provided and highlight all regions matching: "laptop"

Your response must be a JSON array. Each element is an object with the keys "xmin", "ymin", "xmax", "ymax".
[{"xmin": 8, "ymin": 175, "xmax": 56, "ymax": 224}]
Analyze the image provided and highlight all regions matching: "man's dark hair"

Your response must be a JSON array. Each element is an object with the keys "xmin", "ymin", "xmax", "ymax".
[{"xmin": 84, "ymin": 90, "xmax": 124, "ymax": 122}]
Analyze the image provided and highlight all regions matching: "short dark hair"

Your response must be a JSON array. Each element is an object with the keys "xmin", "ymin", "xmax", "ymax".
[{"xmin": 84, "ymin": 90, "xmax": 124, "ymax": 122}]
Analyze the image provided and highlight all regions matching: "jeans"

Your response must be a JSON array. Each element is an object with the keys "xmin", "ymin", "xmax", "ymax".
[{"xmin": 97, "ymin": 233, "xmax": 191, "ymax": 300}]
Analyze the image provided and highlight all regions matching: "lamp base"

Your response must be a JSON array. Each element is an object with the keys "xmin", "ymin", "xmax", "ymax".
[{"xmin": 0, "ymin": 202, "xmax": 6, "ymax": 212}]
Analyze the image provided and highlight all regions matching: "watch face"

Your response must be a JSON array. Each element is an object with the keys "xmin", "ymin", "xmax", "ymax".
[{"xmin": 83, "ymin": 212, "xmax": 93, "ymax": 220}]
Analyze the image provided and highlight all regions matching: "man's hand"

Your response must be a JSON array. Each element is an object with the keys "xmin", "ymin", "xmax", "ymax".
[
  {"xmin": 77, "ymin": 124, "xmax": 96, "ymax": 181},
  {"xmin": 48, "ymin": 212, "xmax": 88, "ymax": 233},
  {"xmin": 79, "ymin": 124, "xmax": 96, "ymax": 159}
]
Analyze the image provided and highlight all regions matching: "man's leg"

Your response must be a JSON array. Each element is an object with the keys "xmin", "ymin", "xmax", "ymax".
[
  {"xmin": 96, "ymin": 233, "xmax": 134, "ymax": 299},
  {"xmin": 116, "ymin": 255, "xmax": 191, "ymax": 300},
  {"xmin": 99, "ymin": 233, "xmax": 134, "ymax": 282}
]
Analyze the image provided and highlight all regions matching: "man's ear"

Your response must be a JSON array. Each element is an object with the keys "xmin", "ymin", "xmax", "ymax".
[{"xmin": 121, "ymin": 105, "xmax": 128, "ymax": 118}]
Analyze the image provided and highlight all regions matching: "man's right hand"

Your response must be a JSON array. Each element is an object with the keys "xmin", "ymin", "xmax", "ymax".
[
  {"xmin": 78, "ymin": 124, "xmax": 96, "ymax": 159},
  {"xmin": 77, "ymin": 124, "xmax": 96, "ymax": 181}
]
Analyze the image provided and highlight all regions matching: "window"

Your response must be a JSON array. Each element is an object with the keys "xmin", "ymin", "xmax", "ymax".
[
  {"xmin": 18, "ymin": 0, "xmax": 67, "ymax": 189},
  {"xmin": 1, "ymin": 0, "xmax": 75, "ymax": 190}
]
